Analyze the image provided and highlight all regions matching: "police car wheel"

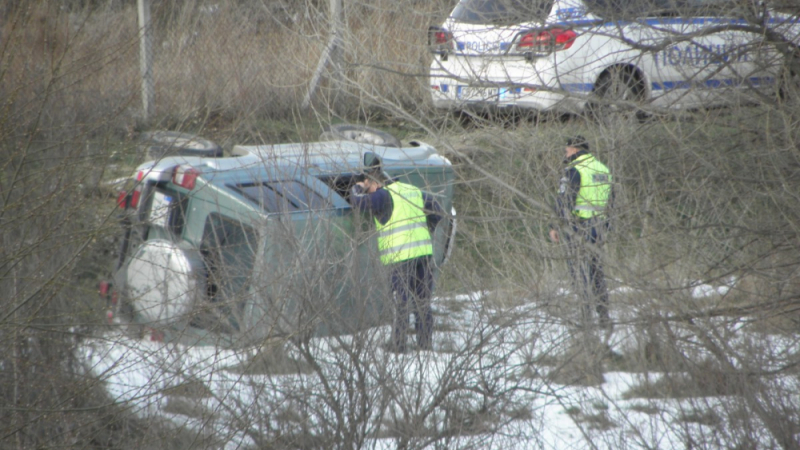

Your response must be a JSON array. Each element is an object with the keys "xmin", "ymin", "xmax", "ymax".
[
  {"xmin": 588, "ymin": 67, "xmax": 646, "ymax": 121},
  {"xmin": 140, "ymin": 131, "xmax": 223, "ymax": 160},
  {"xmin": 320, "ymin": 124, "xmax": 401, "ymax": 148}
]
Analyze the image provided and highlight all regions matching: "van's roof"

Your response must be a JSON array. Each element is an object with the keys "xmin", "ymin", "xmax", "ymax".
[
  {"xmin": 135, "ymin": 139, "xmax": 451, "ymax": 185},
  {"xmin": 230, "ymin": 140, "xmax": 448, "ymax": 172}
]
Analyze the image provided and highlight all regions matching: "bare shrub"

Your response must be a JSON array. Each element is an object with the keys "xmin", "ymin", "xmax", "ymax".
[{"xmin": 3, "ymin": 0, "xmax": 800, "ymax": 449}]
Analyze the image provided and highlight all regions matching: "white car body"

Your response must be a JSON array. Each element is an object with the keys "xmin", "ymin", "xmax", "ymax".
[{"xmin": 429, "ymin": 0, "xmax": 800, "ymax": 114}]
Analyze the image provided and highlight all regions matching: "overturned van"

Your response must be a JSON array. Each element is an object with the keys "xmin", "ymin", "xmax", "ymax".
[{"xmin": 104, "ymin": 127, "xmax": 456, "ymax": 347}]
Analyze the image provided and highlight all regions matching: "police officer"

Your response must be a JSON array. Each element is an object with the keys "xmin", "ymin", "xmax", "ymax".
[
  {"xmin": 549, "ymin": 136, "xmax": 612, "ymax": 329},
  {"xmin": 350, "ymin": 156, "xmax": 443, "ymax": 352}
]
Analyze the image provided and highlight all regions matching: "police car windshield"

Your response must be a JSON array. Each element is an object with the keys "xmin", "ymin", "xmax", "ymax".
[{"xmin": 451, "ymin": 0, "xmax": 554, "ymax": 25}]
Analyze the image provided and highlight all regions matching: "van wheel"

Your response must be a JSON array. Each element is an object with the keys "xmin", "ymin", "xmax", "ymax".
[
  {"xmin": 587, "ymin": 67, "xmax": 647, "ymax": 122},
  {"xmin": 319, "ymin": 124, "xmax": 401, "ymax": 148},
  {"xmin": 140, "ymin": 131, "xmax": 223, "ymax": 160}
]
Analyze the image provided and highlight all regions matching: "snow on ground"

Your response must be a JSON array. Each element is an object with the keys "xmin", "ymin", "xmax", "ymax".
[{"xmin": 78, "ymin": 282, "xmax": 800, "ymax": 449}]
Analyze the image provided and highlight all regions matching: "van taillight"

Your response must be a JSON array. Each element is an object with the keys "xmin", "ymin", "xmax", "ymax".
[
  {"xmin": 99, "ymin": 281, "xmax": 110, "ymax": 297},
  {"xmin": 116, "ymin": 191, "xmax": 128, "ymax": 208},
  {"xmin": 130, "ymin": 189, "xmax": 141, "ymax": 208},
  {"xmin": 173, "ymin": 165, "xmax": 200, "ymax": 190},
  {"xmin": 517, "ymin": 28, "xmax": 576, "ymax": 53},
  {"xmin": 130, "ymin": 171, "xmax": 144, "ymax": 208},
  {"xmin": 117, "ymin": 170, "xmax": 145, "ymax": 209}
]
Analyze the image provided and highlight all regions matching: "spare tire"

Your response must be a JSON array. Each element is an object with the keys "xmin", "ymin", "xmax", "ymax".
[
  {"xmin": 319, "ymin": 124, "xmax": 401, "ymax": 148},
  {"xmin": 122, "ymin": 240, "xmax": 206, "ymax": 324},
  {"xmin": 140, "ymin": 130, "xmax": 223, "ymax": 160}
]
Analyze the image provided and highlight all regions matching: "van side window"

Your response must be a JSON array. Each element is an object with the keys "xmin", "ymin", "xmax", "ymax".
[
  {"xmin": 144, "ymin": 187, "xmax": 189, "ymax": 238},
  {"xmin": 195, "ymin": 213, "xmax": 258, "ymax": 332},
  {"xmin": 317, "ymin": 174, "xmax": 361, "ymax": 201},
  {"xmin": 231, "ymin": 181, "xmax": 331, "ymax": 213}
]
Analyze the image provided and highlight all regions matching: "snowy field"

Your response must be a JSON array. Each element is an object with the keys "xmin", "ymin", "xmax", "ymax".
[{"xmin": 79, "ymin": 284, "xmax": 800, "ymax": 449}]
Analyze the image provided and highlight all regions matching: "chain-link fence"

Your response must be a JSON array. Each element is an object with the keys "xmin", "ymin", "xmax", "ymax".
[{"xmin": 2, "ymin": 0, "xmax": 453, "ymax": 135}]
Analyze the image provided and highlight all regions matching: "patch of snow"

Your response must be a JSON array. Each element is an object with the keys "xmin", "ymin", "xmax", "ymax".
[{"xmin": 78, "ymin": 289, "xmax": 800, "ymax": 449}]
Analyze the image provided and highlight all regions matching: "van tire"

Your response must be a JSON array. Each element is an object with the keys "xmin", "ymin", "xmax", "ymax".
[
  {"xmin": 140, "ymin": 131, "xmax": 223, "ymax": 160},
  {"xmin": 319, "ymin": 124, "xmax": 401, "ymax": 148}
]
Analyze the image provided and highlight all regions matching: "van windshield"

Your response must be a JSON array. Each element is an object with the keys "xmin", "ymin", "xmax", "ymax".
[{"xmin": 451, "ymin": 0, "xmax": 554, "ymax": 24}]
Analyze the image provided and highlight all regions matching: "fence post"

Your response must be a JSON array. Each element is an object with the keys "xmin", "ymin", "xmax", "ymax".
[
  {"xmin": 302, "ymin": 0, "xmax": 343, "ymax": 112},
  {"xmin": 138, "ymin": 0, "xmax": 155, "ymax": 121}
]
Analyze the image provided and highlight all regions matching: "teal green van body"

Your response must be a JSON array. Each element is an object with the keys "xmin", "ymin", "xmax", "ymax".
[{"xmin": 112, "ymin": 139, "xmax": 455, "ymax": 347}]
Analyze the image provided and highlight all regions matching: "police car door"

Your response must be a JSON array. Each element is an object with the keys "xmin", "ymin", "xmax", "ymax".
[{"xmin": 642, "ymin": 0, "xmax": 767, "ymax": 109}]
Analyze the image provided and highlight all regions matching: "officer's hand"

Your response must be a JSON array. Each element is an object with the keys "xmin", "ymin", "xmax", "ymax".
[
  {"xmin": 352, "ymin": 183, "xmax": 366, "ymax": 195},
  {"xmin": 549, "ymin": 229, "xmax": 559, "ymax": 243}
]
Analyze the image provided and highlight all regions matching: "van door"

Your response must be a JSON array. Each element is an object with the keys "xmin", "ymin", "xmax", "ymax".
[
  {"xmin": 230, "ymin": 177, "xmax": 389, "ymax": 339},
  {"xmin": 193, "ymin": 213, "xmax": 258, "ymax": 334}
]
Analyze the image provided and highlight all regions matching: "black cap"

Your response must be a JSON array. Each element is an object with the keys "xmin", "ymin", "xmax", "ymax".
[
  {"xmin": 366, "ymin": 154, "xmax": 382, "ymax": 173},
  {"xmin": 359, "ymin": 152, "xmax": 384, "ymax": 181},
  {"xmin": 566, "ymin": 136, "xmax": 590, "ymax": 152}
]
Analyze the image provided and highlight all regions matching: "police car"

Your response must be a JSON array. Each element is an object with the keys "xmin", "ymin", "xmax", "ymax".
[{"xmin": 428, "ymin": 0, "xmax": 800, "ymax": 115}]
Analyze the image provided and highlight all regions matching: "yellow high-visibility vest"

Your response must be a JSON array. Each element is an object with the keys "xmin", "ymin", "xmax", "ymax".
[
  {"xmin": 570, "ymin": 153, "xmax": 611, "ymax": 219},
  {"xmin": 375, "ymin": 182, "xmax": 433, "ymax": 265}
]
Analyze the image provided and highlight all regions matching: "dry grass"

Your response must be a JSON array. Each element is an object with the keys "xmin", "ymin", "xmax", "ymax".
[{"xmin": 0, "ymin": 0, "xmax": 454, "ymax": 138}]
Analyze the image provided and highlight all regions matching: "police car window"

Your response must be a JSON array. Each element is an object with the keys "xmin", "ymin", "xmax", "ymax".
[
  {"xmin": 585, "ymin": 0, "xmax": 677, "ymax": 18},
  {"xmin": 768, "ymin": 0, "xmax": 794, "ymax": 14},
  {"xmin": 232, "ymin": 181, "xmax": 331, "ymax": 213},
  {"xmin": 451, "ymin": 0, "xmax": 554, "ymax": 24},
  {"xmin": 586, "ymin": 0, "xmax": 731, "ymax": 18},
  {"xmin": 682, "ymin": 0, "xmax": 741, "ymax": 16}
]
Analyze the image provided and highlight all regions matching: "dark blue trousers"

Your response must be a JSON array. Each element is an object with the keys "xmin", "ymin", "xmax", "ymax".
[
  {"xmin": 390, "ymin": 256, "xmax": 434, "ymax": 351},
  {"xmin": 564, "ymin": 218, "xmax": 609, "ymax": 326}
]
